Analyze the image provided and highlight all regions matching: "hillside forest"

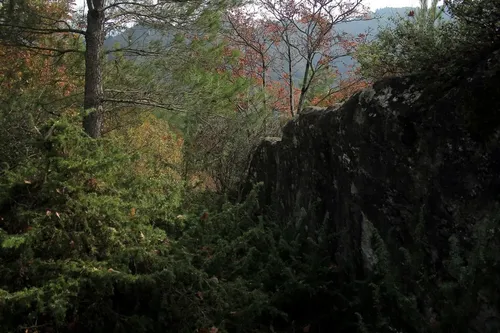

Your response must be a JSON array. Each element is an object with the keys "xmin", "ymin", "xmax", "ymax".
[{"xmin": 0, "ymin": 0, "xmax": 499, "ymax": 332}]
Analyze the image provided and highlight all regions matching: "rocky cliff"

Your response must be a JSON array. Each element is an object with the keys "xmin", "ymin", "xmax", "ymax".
[{"xmin": 246, "ymin": 50, "xmax": 500, "ymax": 332}]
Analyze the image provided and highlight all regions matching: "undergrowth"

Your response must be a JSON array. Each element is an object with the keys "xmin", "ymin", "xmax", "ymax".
[
  {"xmin": 1, "ymin": 116, "xmax": 500, "ymax": 333},
  {"xmin": 0, "ymin": 117, "xmax": 339, "ymax": 333}
]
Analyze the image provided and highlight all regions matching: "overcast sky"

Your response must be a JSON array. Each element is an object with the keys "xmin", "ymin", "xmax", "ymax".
[
  {"xmin": 366, "ymin": 0, "xmax": 422, "ymax": 9},
  {"xmin": 73, "ymin": 0, "xmax": 425, "ymax": 11}
]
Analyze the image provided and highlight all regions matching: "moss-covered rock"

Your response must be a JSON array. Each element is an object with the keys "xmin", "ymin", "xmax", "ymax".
[{"xmin": 246, "ymin": 48, "xmax": 500, "ymax": 332}]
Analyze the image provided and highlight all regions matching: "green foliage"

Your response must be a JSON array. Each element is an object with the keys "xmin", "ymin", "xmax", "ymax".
[
  {"xmin": 178, "ymin": 187, "xmax": 356, "ymax": 332},
  {"xmin": 0, "ymin": 119, "xmax": 351, "ymax": 332},
  {"xmin": 436, "ymin": 211, "xmax": 500, "ymax": 332},
  {"xmin": 446, "ymin": 0, "xmax": 500, "ymax": 50},
  {"xmin": 357, "ymin": 0, "xmax": 500, "ymax": 81},
  {"xmin": 356, "ymin": 0, "xmax": 452, "ymax": 80},
  {"xmin": 102, "ymin": 12, "xmax": 282, "ymax": 197},
  {"xmin": 0, "ymin": 118, "xmax": 313, "ymax": 333},
  {"xmin": 2, "ymin": 99, "xmax": 500, "ymax": 333},
  {"xmin": 0, "ymin": 0, "xmax": 84, "ymax": 174},
  {"xmin": 347, "ymin": 202, "xmax": 500, "ymax": 333},
  {"xmin": 150, "ymin": 27, "xmax": 281, "ymax": 196},
  {"xmin": 0, "ymin": 116, "xmax": 201, "ymax": 332}
]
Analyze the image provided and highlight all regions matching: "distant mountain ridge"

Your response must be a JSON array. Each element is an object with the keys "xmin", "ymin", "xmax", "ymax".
[{"xmin": 104, "ymin": 7, "xmax": 415, "ymax": 77}]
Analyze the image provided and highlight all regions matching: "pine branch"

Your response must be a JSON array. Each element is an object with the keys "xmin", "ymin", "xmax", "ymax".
[
  {"xmin": 0, "ymin": 23, "xmax": 86, "ymax": 36},
  {"xmin": 103, "ymin": 97, "xmax": 186, "ymax": 112},
  {"xmin": 105, "ymin": 47, "xmax": 162, "ymax": 56},
  {"xmin": 0, "ymin": 42, "xmax": 83, "ymax": 56}
]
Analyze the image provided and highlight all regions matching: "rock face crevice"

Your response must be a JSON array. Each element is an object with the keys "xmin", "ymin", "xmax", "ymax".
[{"xmin": 246, "ymin": 50, "xmax": 500, "ymax": 331}]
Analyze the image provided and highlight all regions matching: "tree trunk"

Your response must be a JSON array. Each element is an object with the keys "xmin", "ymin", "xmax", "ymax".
[
  {"xmin": 260, "ymin": 55, "xmax": 267, "ymax": 109},
  {"xmin": 83, "ymin": 0, "xmax": 105, "ymax": 138},
  {"xmin": 297, "ymin": 59, "xmax": 311, "ymax": 114},
  {"xmin": 285, "ymin": 35, "xmax": 295, "ymax": 117}
]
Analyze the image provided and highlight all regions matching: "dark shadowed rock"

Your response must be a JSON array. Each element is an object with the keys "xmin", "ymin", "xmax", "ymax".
[{"xmin": 246, "ymin": 49, "xmax": 500, "ymax": 331}]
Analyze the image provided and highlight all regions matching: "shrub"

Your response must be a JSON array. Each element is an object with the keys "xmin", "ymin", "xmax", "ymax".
[
  {"xmin": 0, "ymin": 116, "xmax": 228, "ymax": 332},
  {"xmin": 356, "ymin": 0, "xmax": 500, "ymax": 81}
]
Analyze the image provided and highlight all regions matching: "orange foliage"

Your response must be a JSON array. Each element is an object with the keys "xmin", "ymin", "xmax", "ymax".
[
  {"xmin": 310, "ymin": 78, "xmax": 370, "ymax": 107},
  {"xmin": 0, "ymin": 0, "xmax": 82, "ymax": 111},
  {"xmin": 266, "ymin": 81, "xmax": 301, "ymax": 114},
  {"xmin": 114, "ymin": 114, "xmax": 183, "ymax": 182},
  {"xmin": 0, "ymin": 46, "xmax": 79, "ymax": 98},
  {"xmin": 225, "ymin": 0, "xmax": 369, "ymax": 116}
]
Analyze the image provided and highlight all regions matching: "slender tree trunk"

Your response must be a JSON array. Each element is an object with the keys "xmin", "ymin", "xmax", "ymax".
[
  {"xmin": 260, "ymin": 55, "xmax": 267, "ymax": 109},
  {"xmin": 297, "ymin": 58, "xmax": 311, "ymax": 114},
  {"xmin": 285, "ymin": 39, "xmax": 294, "ymax": 117},
  {"xmin": 83, "ymin": 0, "xmax": 105, "ymax": 138}
]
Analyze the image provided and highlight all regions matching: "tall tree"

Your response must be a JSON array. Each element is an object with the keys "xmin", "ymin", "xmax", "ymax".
[
  {"xmin": 0, "ymin": 0, "xmax": 219, "ymax": 138},
  {"xmin": 226, "ymin": 8, "xmax": 280, "ymax": 108},
  {"xmin": 263, "ymin": 0, "xmax": 367, "ymax": 114},
  {"xmin": 226, "ymin": 0, "xmax": 369, "ymax": 115}
]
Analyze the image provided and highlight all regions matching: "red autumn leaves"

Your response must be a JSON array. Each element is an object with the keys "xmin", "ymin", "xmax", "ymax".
[{"xmin": 225, "ymin": 0, "xmax": 370, "ymax": 116}]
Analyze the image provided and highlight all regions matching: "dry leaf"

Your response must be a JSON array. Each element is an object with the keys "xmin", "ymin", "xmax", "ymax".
[
  {"xmin": 130, "ymin": 207, "xmax": 136, "ymax": 217},
  {"xmin": 86, "ymin": 178, "xmax": 97, "ymax": 190},
  {"xmin": 24, "ymin": 180, "xmax": 31, "ymax": 184}
]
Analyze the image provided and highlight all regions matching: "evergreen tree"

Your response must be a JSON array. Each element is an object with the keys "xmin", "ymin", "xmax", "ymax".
[{"xmin": 0, "ymin": 0, "xmax": 226, "ymax": 137}]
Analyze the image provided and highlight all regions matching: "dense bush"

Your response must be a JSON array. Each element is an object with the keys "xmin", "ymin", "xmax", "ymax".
[
  {"xmin": 357, "ymin": 0, "xmax": 500, "ymax": 81},
  {"xmin": 0, "ymin": 116, "xmax": 324, "ymax": 333},
  {"xmin": 0, "ymin": 116, "xmax": 232, "ymax": 332},
  {"xmin": 1, "ymin": 97, "xmax": 500, "ymax": 333},
  {"xmin": 357, "ymin": 0, "xmax": 452, "ymax": 79},
  {"xmin": 0, "ymin": 116, "xmax": 366, "ymax": 333}
]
